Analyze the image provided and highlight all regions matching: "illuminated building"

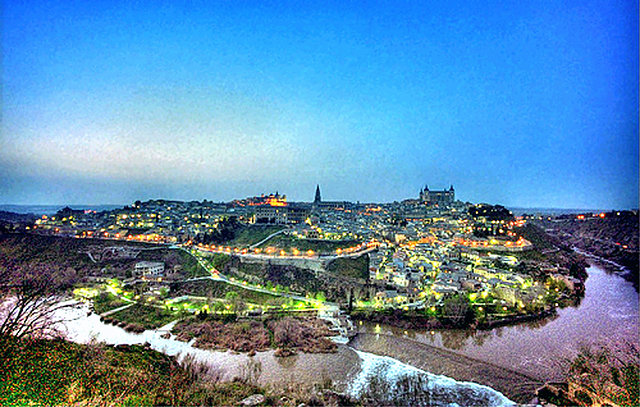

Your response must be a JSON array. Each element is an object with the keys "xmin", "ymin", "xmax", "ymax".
[
  {"xmin": 255, "ymin": 203, "xmax": 309, "ymax": 224},
  {"xmin": 419, "ymin": 184, "xmax": 455, "ymax": 205}
]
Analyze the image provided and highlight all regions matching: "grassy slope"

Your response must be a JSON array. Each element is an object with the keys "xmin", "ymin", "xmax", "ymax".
[
  {"xmin": 0, "ymin": 233, "xmax": 206, "ymax": 278},
  {"xmin": 203, "ymin": 252, "xmax": 232, "ymax": 271},
  {"xmin": 0, "ymin": 233, "xmax": 102, "ymax": 275},
  {"xmin": 259, "ymin": 234, "xmax": 358, "ymax": 253},
  {"xmin": 513, "ymin": 224, "xmax": 583, "ymax": 266},
  {"xmin": 176, "ymin": 249, "xmax": 209, "ymax": 277},
  {"xmin": 228, "ymin": 225, "xmax": 285, "ymax": 247},
  {"xmin": 221, "ymin": 258, "xmax": 326, "ymax": 298},
  {"xmin": 92, "ymin": 292, "xmax": 129, "ymax": 314},
  {"xmin": 517, "ymin": 223, "xmax": 559, "ymax": 251},
  {"xmin": 0, "ymin": 336, "xmax": 265, "ymax": 406}
]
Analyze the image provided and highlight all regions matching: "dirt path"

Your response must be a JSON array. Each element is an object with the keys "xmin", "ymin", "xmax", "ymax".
[{"xmin": 100, "ymin": 303, "xmax": 134, "ymax": 317}]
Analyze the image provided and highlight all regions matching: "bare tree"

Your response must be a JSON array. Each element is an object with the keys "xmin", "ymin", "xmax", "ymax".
[{"xmin": 0, "ymin": 264, "xmax": 79, "ymax": 340}]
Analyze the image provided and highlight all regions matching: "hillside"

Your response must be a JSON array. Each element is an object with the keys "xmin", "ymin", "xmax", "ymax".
[
  {"xmin": 0, "ymin": 232, "xmax": 207, "ymax": 279},
  {"xmin": 512, "ymin": 223, "xmax": 588, "ymax": 280},
  {"xmin": 0, "ymin": 336, "xmax": 267, "ymax": 406},
  {"xmin": 536, "ymin": 212, "xmax": 639, "ymax": 289}
]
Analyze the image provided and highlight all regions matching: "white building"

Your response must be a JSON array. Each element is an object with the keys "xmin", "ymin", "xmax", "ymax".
[{"xmin": 134, "ymin": 261, "xmax": 165, "ymax": 278}]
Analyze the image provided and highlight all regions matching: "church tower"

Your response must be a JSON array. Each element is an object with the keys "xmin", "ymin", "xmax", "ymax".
[{"xmin": 314, "ymin": 184, "xmax": 322, "ymax": 204}]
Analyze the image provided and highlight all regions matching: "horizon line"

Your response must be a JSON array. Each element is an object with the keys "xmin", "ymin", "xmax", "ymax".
[{"xmin": 1, "ymin": 201, "xmax": 636, "ymax": 213}]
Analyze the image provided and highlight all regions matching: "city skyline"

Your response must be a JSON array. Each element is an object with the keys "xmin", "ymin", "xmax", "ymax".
[
  {"xmin": 2, "ymin": 1, "xmax": 638, "ymax": 209},
  {"xmin": 0, "ymin": 182, "xmax": 631, "ymax": 212}
]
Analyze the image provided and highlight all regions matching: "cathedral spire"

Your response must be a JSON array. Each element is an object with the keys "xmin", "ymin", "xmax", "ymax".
[{"xmin": 314, "ymin": 184, "xmax": 322, "ymax": 203}]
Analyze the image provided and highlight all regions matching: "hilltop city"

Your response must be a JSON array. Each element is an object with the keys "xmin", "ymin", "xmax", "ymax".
[{"xmin": 15, "ymin": 184, "xmax": 589, "ymax": 320}]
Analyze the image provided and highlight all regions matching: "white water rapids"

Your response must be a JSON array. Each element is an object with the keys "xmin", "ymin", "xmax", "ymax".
[{"xmin": 348, "ymin": 349, "xmax": 514, "ymax": 406}]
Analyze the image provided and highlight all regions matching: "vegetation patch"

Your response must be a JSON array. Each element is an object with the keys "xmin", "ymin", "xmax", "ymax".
[
  {"xmin": 229, "ymin": 225, "xmax": 285, "ymax": 247},
  {"xmin": 173, "ymin": 315, "xmax": 337, "ymax": 355},
  {"xmin": 106, "ymin": 304, "xmax": 178, "ymax": 331},
  {"xmin": 0, "ymin": 336, "xmax": 268, "ymax": 406},
  {"xmin": 91, "ymin": 292, "xmax": 129, "ymax": 314},
  {"xmin": 206, "ymin": 253, "xmax": 231, "ymax": 271},
  {"xmin": 268, "ymin": 317, "xmax": 337, "ymax": 354},
  {"xmin": 326, "ymin": 255, "xmax": 369, "ymax": 280},
  {"xmin": 174, "ymin": 317, "xmax": 271, "ymax": 352},
  {"xmin": 551, "ymin": 342, "xmax": 640, "ymax": 407},
  {"xmin": 177, "ymin": 249, "xmax": 209, "ymax": 277},
  {"xmin": 170, "ymin": 279, "xmax": 286, "ymax": 307}
]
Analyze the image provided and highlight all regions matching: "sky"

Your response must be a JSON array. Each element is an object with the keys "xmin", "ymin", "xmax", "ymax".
[{"xmin": 1, "ymin": 0, "xmax": 638, "ymax": 209}]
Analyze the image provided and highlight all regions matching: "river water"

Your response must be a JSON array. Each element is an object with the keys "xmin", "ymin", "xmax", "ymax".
[
  {"xmin": 356, "ymin": 263, "xmax": 639, "ymax": 382},
  {"xmin": 56, "ymin": 303, "xmax": 513, "ymax": 406}
]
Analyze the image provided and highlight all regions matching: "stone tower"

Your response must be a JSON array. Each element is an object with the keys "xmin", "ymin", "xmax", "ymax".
[{"xmin": 314, "ymin": 184, "xmax": 322, "ymax": 204}]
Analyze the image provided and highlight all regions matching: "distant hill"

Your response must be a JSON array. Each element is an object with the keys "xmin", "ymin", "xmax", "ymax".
[
  {"xmin": 0, "ymin": 210, "xmax": 38, "ymax": 223},
  {"xmin": 0, "ymin": 204, "xmax": 123, "ymax": 215},
  {"xmin": 509, "ymin": 207, "xmax": 613, "ymax": 216}
]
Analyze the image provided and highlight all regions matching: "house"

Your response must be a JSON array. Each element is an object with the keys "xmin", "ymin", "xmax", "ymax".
[{"xmin": 135, "ymin": 261, "xmax": 165, "ymax": 278}]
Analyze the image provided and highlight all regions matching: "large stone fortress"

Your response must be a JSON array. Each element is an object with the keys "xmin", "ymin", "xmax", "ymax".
[{"xmin": 420, "ymin": 185, "xmax": 455, "ymax": 205}]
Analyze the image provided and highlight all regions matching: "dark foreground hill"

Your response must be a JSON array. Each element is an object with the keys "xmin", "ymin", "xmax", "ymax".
[{"xmin": 0, "ymin": 335, "xmax": 267, "ymax": 406}]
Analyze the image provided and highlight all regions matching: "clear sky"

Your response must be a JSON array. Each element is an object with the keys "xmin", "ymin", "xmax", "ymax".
[{"xmin": 1, "ymin": 0, "xmax": 638, "ymax": 209}]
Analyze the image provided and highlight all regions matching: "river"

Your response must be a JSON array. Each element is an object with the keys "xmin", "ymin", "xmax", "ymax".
[
  {"xmin": 55, "ymin": 303, "xmax": 513, "ymax": 406},
  {"xmin": 52, "ymin": 262, "xmax": 635, "ymax": 405},
  {"xmin": 354, "ymin": 262, "xmax": 639, "ymax": 386}
]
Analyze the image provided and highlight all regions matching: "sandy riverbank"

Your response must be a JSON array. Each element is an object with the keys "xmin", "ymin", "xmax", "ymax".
[{"xmin": 349, "ymin": 332, "xmax": 542, "ymax": 404}]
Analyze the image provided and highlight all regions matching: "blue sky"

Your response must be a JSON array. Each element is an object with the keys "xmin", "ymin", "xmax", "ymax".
[{"xmin": 1, "ymin": 0, "xmax": 638, "ymax": 208}]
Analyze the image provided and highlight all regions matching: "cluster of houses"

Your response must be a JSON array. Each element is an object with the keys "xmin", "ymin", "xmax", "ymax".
[
  {"xmin": 35, "ymin": 199, "xmax": 243, "ymax": 244},
  {"xmin": 367, "ymin": 233, "xmax": 540, "ymax": 307}
]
